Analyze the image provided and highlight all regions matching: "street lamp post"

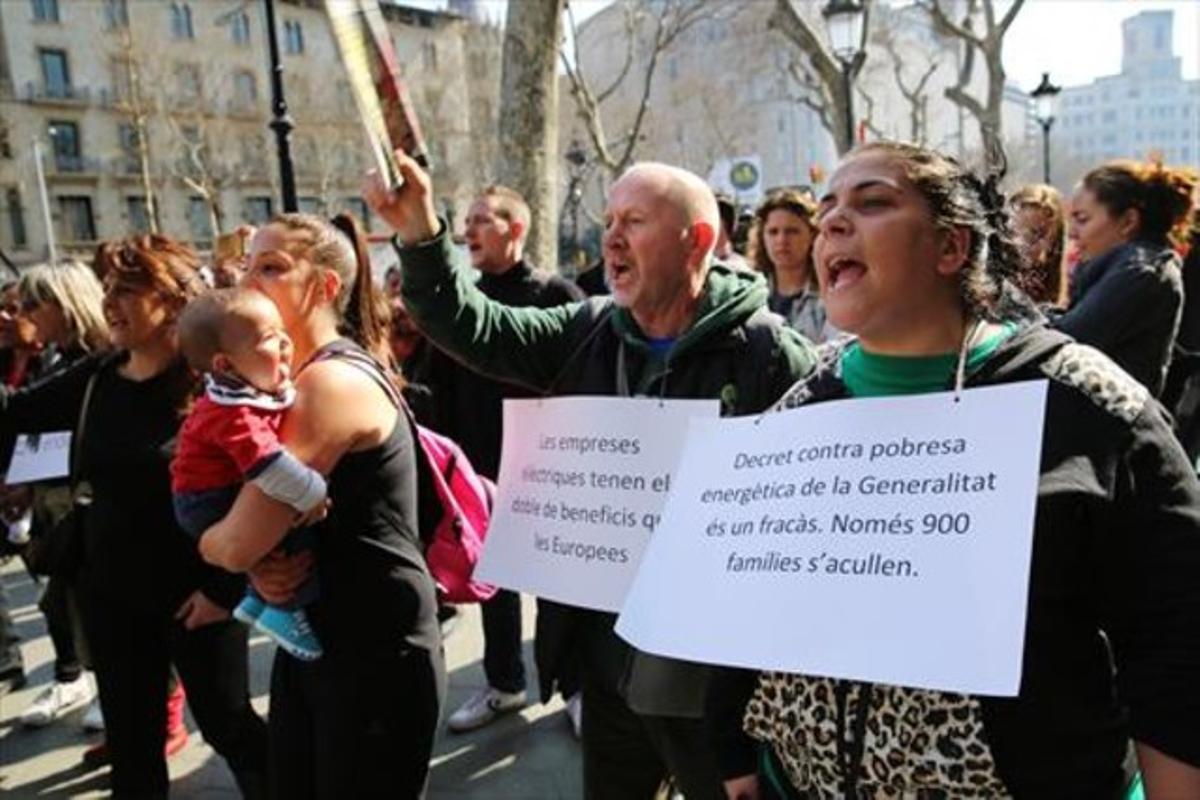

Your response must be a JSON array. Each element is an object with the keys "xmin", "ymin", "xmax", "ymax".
[
  {"xmin": 262, "ymin": 0, "xmax": 297, "ymax": 213},
  {"xmin": 1030, "ymin": 72, "xmax": 1061, "ymax": 184},
  {"xmin": 822, "ymin": 0, "xmax": 867, "ymax": 153}
]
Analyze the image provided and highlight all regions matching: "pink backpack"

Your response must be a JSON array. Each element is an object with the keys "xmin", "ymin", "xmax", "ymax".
[
  {"xmin": 411, "ymin": 424, "xmax": 498, "ymax": 603},
  {"xmin": 309, "ymin": 342, "xmax": 497, "ymax": 604}
]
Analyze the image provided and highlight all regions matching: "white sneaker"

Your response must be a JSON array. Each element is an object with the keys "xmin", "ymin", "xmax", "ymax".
[
  {"xmin": 447, "ymin": 687, "xmax": 526, "ymax": 733},
  {"xmin": 565, "ymin": 693, "xmax": 582, "ymax": 739},
  {"xmin": 81, "ymin": 697, "xmax": 105, "ymax": 732},
  {"xmin": 20, "ymin": 675, "xmax": 94, "ymax": 727}
]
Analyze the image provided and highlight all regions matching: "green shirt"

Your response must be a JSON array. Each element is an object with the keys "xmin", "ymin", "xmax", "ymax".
[{"xmin": 841, "ymin": 323, "xmax": 1016, "ymax": 398}]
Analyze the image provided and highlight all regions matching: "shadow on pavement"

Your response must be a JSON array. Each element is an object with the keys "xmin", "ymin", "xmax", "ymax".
[
  {"xmin": 7, "ymin": 761, "xmax": 109, "ymax": 797},
  {"xmin": 428, "ymin": 657, "xmax": 581, "ymax": 799}
]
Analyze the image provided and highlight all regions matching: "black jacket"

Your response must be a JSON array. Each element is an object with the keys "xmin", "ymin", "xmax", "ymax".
[
  {"xmin": 741, "ymin": 324, "xmax": 1200, "ymax": 798},
  {"xmin": 0, "ymin": 353, "xmax": 244, "ymax": 610},
  {"xmin": 414, "ymin": 260, "xmax": 583, "ymax": 478},
  {"xmin": 1055, "ymin": 240, "xmax": 1182, "ymax": 396},
  {"xmin": 399, "ymin": 228, "xmax": 816, "ymax": 779}
]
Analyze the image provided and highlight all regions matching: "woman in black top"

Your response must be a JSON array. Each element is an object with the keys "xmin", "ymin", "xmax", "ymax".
[
  {"xmin": 748, "ymin": 187, "xmax": 833, "ymax": 343},
  {"xmin": 199, "ymin": 213, "xmax": 444, "ymax": 798},
  {"xmin": 1057, "ymin": 160, "xmax": 1196, "ymax": 396},
  {"xmin": 0, "ymin": 236, "xmax": 267, "ymax": 797},
  {"xmin": 13, "ymin": 261, "xmax": 109, "ymax": 731}
]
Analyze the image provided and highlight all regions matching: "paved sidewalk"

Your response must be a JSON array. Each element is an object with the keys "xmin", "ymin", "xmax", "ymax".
[{"xmin": 0, "ymin": 559, "xmax": 582, "ymax": 798}]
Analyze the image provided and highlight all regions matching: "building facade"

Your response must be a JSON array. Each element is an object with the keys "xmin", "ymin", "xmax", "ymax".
[
  {"xmin": 0, "ymin": 0, "xmax": 501, "ymax": 268},
  {"xmin": 561, "ymin": 0, "xmax": 1031, "ymax": 213},
  {"xmin": 1056, "ymin": 10, "xmax": 1199, "ymax": 172}
]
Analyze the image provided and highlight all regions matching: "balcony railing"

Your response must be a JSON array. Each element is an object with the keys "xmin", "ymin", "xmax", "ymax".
[
  {"xmin": 98, "ymin": 87, "xmax": 128, "ymax": 109},
  {"xmin": 46, "ymin": 155, "xmax": 104, "ymax": 176},
  {"xmin": 24, "ymin": 82, "xmax": 90, "ymax": 105},
  {"xmin": 111, "ymin": 156, "xmax": 142, "ymax": 176}
]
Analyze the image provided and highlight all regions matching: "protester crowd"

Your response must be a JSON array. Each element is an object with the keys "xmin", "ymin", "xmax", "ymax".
[{"xmin": 0, "ymin": 138, "xmax": 1198, "ymax": 800}]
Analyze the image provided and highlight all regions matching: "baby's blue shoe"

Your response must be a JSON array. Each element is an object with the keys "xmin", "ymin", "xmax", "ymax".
[
  {"xmin": 232, "ymin": 594, "xmax": 265, "ymax": 627},
  {"xmin": 255, "ymin": 607, "xmax": 323, "ymax": 661}
]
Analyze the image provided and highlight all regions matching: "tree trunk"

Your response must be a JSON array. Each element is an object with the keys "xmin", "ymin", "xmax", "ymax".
[
  {"xmin": 123, "ymin": 26, "xmax": 159, "ymax": 233},
  {"xmin": 134, "ymin": 110, "xmax": 157, "ymax": 233},
  {"xmin": 495, "ymin": 0, "xmax": 564, "ymax": 271},
  {"xmin": 770, "ymin": 0, "xmax": 870, "ymax": 157}
]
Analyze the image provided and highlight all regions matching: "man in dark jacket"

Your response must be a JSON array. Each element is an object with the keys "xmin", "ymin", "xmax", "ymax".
[
  {"xmin": 367, "ymin": 153, "xmax": 816, "ymax": 800},
  {"xmin": 416, "ymin": 185, "xmax": 583, "ymax": 733}
]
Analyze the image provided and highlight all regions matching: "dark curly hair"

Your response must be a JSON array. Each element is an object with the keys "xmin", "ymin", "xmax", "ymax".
[{"xmin": 851, "ymin": 141, "xmax": 1036, "ymax": 322}]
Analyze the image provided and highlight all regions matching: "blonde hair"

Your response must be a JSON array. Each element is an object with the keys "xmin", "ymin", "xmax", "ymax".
[
  {"xmin": 478, "ymin": 185, "xmax": 531, "ymax": 238},
  {"xmin": 18, "ymin": 260, "xmax": 110, "ymax": 353},
  {"xmin": 1009, "ymin": 184, "xmax": 1067, "ymax": 305}
]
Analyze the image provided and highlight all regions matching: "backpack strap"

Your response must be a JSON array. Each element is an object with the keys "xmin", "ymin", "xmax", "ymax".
[
  {"xmin": 70, "ymin": 352, "xmax": 123, "ymax": 493},
  {"xmin": 302, "ymin": 340, "xmax": 405, "ymax": 412},
  {"xmin": 301, "ymin": 340, "xmax": 441, "ymax": 545}
]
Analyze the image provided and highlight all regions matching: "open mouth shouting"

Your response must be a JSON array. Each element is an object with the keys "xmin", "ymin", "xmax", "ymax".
[
  {"xmin": 607, "ymin": 261, "xmax": 633, "ymax": 289},
  {"xmin": 825, "ymin": 256, "xmax": 867, "ymax": 293}
]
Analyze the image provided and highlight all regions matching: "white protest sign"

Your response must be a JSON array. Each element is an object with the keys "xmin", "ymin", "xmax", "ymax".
[
  {"xmin": 616, "ymin": 381, "xmax": 1049, "ymax": 697},
  {"xmin": 5, "ymin": 431, "xmax": 71, "ymax": 484},
  {"xmin": 479, "ymin": 396, "xmax": 720, "ymax": 612}
]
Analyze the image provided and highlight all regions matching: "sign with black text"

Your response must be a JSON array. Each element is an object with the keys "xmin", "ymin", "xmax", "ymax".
[
  {"xmin": 479, "ymin": 397, "xmax": 719, "ymax": 612},
  {"xmin": 5, "ymin": 432, "xmax": 71, "ymax": 484},
  {"xmin": 616, "ymin": 382, "xmax": 1049, "ymax": 696}
]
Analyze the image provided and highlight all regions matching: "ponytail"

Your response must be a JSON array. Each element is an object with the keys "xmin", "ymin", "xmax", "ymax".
[
  {"xmin": 1082, "ymin": 159, "xmax": 1198, "ymax": 246},
  {"xmin": 272, "ymin": 212, "xmax": 388, "ymax": 357},
  {"xmin": 963, "ymin": 170, "xmax": 1039, "ymax": 322},
  {"xmin": 329, "ymin": 213, "xmax": 386, "ymax": 358}
]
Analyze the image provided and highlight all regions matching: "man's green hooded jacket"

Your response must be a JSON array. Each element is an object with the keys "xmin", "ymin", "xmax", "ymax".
[{"xmin": 399, "ymin": 228, "xmax": 815, "ymax": 773}]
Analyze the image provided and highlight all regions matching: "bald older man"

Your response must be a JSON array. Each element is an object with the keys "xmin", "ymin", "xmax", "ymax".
[{"xmin": 368, "ymin": 153, "xmax": 815, "ymax": 799}]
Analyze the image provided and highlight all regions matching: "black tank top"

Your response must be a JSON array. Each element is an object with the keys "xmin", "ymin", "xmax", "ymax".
[{"xmin": 304, "ymin": 340, "xmax": 440, "ymax": 655}]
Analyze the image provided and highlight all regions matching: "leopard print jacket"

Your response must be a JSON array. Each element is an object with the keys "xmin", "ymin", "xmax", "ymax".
[{"xmin": 746, "ymin": 336, "xmax": 1149, "ymax": 798}]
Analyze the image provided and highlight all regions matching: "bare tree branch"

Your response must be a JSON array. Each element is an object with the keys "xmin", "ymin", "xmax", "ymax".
[
  {"xmin": 856, "ymin": 86, "xmax": 886, "ymax": 140},
  {"xmin": 998, "ymin": 0, "xmax": 1026, "ymax": 33},
  {"xmin": 784, "ymin": 58, "xmax": 834, "ymax": 136},
  {"xmin": 770, "ymin": 0, "xmax": 873, "ymax": 154},
  {"xmin": 110, "ymin": 26, "xmax": 161, "ymax": 233},
  {"xmin": 924, "ymin": 0, "xmax": 980, "ymax": 47},
  {"xmin": 560, "ymin": 0, "xmax": 729, "ymax": 180},
  {"xmin": 921, "ymin": 0, "xmax": 1023, "ymax": 168},
  {"xmin": 879, "ymin": 27, "xmax": 939, "ymax": 143},
  {"xmin": 560, "ymin": 2, "xmax": 618, "ymax": 174}
]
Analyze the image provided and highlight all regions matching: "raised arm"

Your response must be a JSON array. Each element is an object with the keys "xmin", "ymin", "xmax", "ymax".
[
  {"xmin": 366, "ymin": 150, "xmax": 597, "ymax": 392},
  {"xmin": 0, "ymin": 353, "xmax": 101, "ymax": 438}
]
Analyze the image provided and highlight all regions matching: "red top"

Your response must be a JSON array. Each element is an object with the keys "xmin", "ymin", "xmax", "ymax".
[{"xmin": 171, "ymin": 395, "xmax": 284, "ymax": 493}]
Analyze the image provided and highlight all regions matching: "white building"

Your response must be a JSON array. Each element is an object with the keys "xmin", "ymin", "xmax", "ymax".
[
  {"xmin": 563, "ymin": 0, "xmax": 1032, "ymax": 212},
  {"xmin": 1055, "ymin": 10, "xmax": 1200, "ymax": 170}
]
